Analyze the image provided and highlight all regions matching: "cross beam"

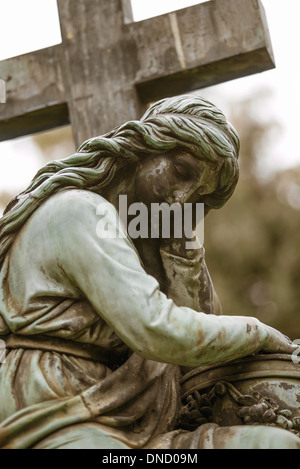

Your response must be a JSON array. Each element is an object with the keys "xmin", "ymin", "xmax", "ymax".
[{"xmin": 0, "ymin": 0, "xmax": 274, "ymax": 147}]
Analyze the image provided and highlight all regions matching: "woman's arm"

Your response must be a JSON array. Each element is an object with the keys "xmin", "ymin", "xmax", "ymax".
[{"xmin": 49, "ymin": 191, "xmax": 296, "ymax": 368}]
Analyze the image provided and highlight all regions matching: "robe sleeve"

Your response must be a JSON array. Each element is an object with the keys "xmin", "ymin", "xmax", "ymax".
[{"xmin": 49, "ymin": 190, "xmax": 267, "ymax": 367}]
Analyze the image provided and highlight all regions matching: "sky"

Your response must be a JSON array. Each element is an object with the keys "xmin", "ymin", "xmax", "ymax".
[{"xmin": 0, "ymin": 0, "xmax": 300, "ymax": 200}]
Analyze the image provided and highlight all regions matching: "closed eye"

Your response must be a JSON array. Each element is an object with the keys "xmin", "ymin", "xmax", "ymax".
[{"xmin": 173, "ymin": 163, "xmax": 191, "ymax": 180}]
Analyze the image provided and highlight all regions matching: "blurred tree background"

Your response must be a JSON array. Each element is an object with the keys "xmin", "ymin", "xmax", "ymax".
[
  {"xmin": 0, "ymin": 126, "xmax": 75, "ymax": 213},
  {"xmin": 205, "ymin": 90, "xmax": 300, "ymax": 339},
  {"xmin": 0, "ymin": 89, "xmax": 299, "ymax": 340}
]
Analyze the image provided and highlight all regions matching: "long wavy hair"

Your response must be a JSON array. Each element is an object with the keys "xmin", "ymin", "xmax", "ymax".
[{"xmin": 0, "ymin": 94, "xmax": 240, "ymax": 267}]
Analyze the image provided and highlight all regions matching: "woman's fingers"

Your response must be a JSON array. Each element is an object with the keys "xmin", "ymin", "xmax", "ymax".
[{"xmin": 261, "ymin": 325, "xmax": 298, "ymax": 355}]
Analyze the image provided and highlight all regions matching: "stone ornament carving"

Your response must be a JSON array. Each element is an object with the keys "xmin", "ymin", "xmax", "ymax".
[
  {"xmin": 0, "ymin": 95, "xmax": 299, "ymax": 449},
  {"xmin": 180, "ymin": 354, "xmax": 300, "ymax": 438}
]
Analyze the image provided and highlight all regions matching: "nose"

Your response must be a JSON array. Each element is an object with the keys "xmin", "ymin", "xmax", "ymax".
[
  {"xmin": 172, "ymin": 185, "xmax": 197, "ymax": 205},
  {"xmin": 172, "ymin": 190, "xmax": 186, "ymax": 205}
]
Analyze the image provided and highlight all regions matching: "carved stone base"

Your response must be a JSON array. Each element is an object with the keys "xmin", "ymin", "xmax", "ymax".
[{"xmin": 180, "ymin": 354, "xmax": 300, "ymax": 437}]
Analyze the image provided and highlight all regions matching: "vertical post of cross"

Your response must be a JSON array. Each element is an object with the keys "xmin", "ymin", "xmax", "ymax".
[{"xmin": 0, "ymin": 79, "xmax": 5, "ymax": 103}]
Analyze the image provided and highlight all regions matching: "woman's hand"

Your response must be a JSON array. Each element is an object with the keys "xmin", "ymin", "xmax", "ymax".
[
  {"xmin": 260, "ymin": 324, "xmax": 298, "ymax": 355},
  {"xmin": 160, "ymin": 231, "xmax": 202, "ymax": 259}
]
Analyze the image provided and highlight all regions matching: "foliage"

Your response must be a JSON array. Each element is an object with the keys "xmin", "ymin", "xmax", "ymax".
[{"xmin": 205, "ymin": 92, "xmax": 300, "ymax": 339}]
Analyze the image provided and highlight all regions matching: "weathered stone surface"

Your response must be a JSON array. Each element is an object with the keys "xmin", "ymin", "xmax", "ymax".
[
  {"xmin": 0, "ymin": 0, "xmax": 274, "ymax": 146},
  {"xmin": 0, "ymin": 91, "xmax": 299, "ymax": 450},
  {"xmin": 0, "ymin": 46, "xmax": 67, "ymax": 140}
]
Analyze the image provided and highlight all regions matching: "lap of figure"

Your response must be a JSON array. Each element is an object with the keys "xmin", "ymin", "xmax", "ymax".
[{"xmin": 33, "ymin": 422, "xmax": 300, "ymax": 450}]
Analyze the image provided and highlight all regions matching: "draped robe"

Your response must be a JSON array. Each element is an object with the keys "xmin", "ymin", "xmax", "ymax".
[{"xmin": 0, "ymin": 190, "xmax": 267, "ymax": 449}]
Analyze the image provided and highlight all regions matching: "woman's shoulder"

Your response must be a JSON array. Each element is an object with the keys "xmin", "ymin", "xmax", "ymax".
[
  {"xmin": 41, "ymin": 189, "xmax": 114, "ymax": 219},
  {"xmin": 26, "ymin": 190, "xmax": 118, "ymax": 241},
  {"xmin": 49, "ymin": 189, "xmax": 108, "ymax": 207}
]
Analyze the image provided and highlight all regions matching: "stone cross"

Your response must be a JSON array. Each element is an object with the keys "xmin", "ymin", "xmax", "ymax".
[{"xmin": 0, "ymin": 0, "xmax": 274, "ymax": 147}]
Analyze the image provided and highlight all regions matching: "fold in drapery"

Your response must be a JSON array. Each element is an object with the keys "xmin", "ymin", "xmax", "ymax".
[
  {"xmin": 0, "ymin": 349, "xmax": 184, "ymax": 449},
  {"xmin": 0, "ymin": 190, "xmax": 270, "ymax": 449}
]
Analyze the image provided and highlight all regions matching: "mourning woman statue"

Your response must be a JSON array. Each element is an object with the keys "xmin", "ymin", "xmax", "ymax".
[{"xmin": 0, "ymin": 95, "xmax": 298, "ymax": 449}]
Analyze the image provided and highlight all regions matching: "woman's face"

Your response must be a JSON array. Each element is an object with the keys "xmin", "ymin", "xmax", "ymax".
[{"xmin": 134, "ymin": 151, "xmax": 220, "ymax": 208}]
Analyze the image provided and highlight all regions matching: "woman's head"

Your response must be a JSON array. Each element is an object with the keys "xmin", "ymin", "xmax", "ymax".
[
  {"xmin": 0, "ymin": 94, "xmax": 239, "ymax": 266},
  {"xmin": 136, "ymin": 95, "xmax": 240, "ymax": 209}
]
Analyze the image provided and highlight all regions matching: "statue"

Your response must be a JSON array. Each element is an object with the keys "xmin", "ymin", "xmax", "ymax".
[{"xmin": 0, "ymin": 95, "xmax": 299, "ymax": 449}]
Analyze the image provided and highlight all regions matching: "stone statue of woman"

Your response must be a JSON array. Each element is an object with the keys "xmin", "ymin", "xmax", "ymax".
[{"xmin": 0, "ymin": 95, "xmax": 298, "ymax": 449}]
